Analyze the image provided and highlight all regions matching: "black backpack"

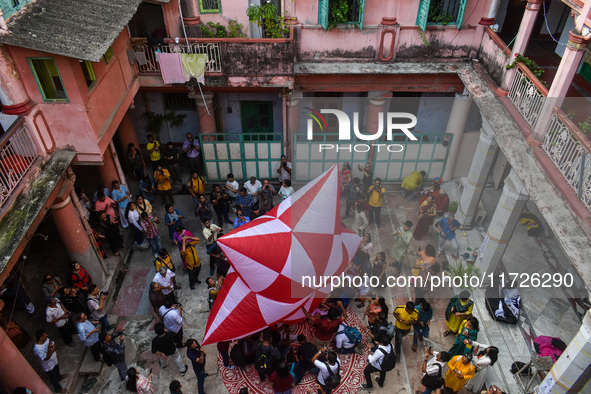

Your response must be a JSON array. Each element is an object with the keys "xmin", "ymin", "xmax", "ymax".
[
  {"xmin": 255, "ymin": 343, "xmax": 275, "ymax": 372},
  {"xmin": 324, "ymin": 361, "xmax": 341, "ymax": 388},
  {"xmin": 421, "ymin": 363, "xmax": 445, "ymax": 390},
  {"xmin": 378, "ymin": 344, "xmax": 396, "ymax": 372}
]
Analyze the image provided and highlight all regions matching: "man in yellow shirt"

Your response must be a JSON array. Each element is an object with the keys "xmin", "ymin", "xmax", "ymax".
[
  {"xmin": 154, "ymin": 165, "xmax": 174, "ymax": 205},
  {"xmin": 367, "ymin": 178, "xmax": 386, "ymax": 227},
  {"xmin": 401, "ymin": 170, "xmax": 426, "ymax": 201},
  {"xmin": 181, "ymin": 235, "xmax": 201, "ymax": 291},
  {"xmin": 393, "ymin": 301, "xmax": 418, "ymax": 360},
  {"xmin": 147, "ymin": 134, "xmax": 162, "ymax": 171}
]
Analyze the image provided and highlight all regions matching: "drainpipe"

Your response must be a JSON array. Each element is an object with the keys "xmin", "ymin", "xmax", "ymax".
[
  {"xmin": 109, "ymin": 141, "xmax": 128, "ymax": 189},
  {"xmin": 67, "ymin": 167, "xmax": 109, "ymax": 276},
  {"xmin": 487, "ymin": 0, "xmax": 502, "ymax": 19},
  {"xmin": 282, "ymin": 92, "xmax": 288, "ymax": 159}
]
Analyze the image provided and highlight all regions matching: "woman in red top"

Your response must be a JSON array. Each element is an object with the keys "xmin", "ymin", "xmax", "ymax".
[
  {"xmin": 302, "ymin": 301, "xmax": 348, "ymax": 348},
  {"xmin": 268, "ymin": 362, "xmax": 295, "ymax": 394},
  {"xmin": 71, "ymin": 261, "xmax": 93, "ymax": 294}
]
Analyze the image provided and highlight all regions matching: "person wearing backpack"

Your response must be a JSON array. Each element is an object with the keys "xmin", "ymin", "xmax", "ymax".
[
  {"xmin": 311, "ymin": 347, "xmax": 341, "ymax": 394},
  {"xmin": 255, "ymin": 332, "xmax": 281, "ymax": 381},
  {"xmin": 335, "ymin": 322, "xmax": 363, "ymax": 355},
  {"xmin": 362, "ymin": 336, "xmax": 396, "ymax": 389},
  {"xmin": 419, "ymin": 347, "xmax": 451, "ymax": 394}
]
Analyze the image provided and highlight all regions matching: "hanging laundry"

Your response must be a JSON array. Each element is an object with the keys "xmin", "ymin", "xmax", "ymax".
[
  {"xmin": 180, "ymin": 54, "xmax": 208, "ymax": 84},
  {"xmin": 156, "ymin": 52, "xmax": 185, "ymax": 84}
]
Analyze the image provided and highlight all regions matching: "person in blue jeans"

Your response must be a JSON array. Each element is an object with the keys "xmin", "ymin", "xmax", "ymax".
[
  {"xmin": 186, "ymin": 338, "xmax": 208, "ymax": 394},
  {"xmin": 413, "ymin": 302, "xmax": 433, "ymax": 352}
]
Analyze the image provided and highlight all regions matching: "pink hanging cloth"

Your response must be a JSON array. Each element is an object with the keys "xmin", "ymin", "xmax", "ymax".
[{"xmin": 156, "ymin": 53, "xmax": 185, "ymax": 84}]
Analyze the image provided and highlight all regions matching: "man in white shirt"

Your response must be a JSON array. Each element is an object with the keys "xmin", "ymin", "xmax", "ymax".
[
  {"xmin": 154, "ymin": 267, "xmax": 176, "ymax": 300},
  {"xmin": 159, "ymin": 299, "xmax": 185, "ymax": 349},
  {"xmin": 420, "ymin": 348, "xmax": 451, "ymax": 394},
  {"xmin": 225, "ymin": 173, "xmax": 239, "ymax": 201},
  {"xmin": 311, "ymin": 346, "xmax": 340, "ymax": 394},
  {"xmin": 34, "ymin": 330, "xmax": 68, "ymax": 393},
  {"xmin": 363, "ymin": 337, "xmax": 394, "ymax": 389},
  {"xmin": 46, "ymin": 297, "xmax": 76, "ymax": 347},
  {"xmin": 335, "ymin": 323, "xmax": 358, "ymax": 355},
  {"xmin": 245, "ymin": 176, "xmax": 262, "ymax": 205},
  {"xmin": 276, "ymin": 155, "xmax": 292, "ymax": 186}
]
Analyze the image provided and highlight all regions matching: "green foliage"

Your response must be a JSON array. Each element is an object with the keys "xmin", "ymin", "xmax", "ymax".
[
  {"xmin": 427, "ymin": 0, "xmax": 454, "ymax": 24},
  {"xmin": 201, "ymin": 21, "xmax": 227, "ymax": 38},
  {"xmin": 327, "ymin": 0, "xmax": 362, "ymax": 29},
  {"xmin": 506, "ymin": 53, "xmax": 548, "ymax": 87},
  {"xmin": 247, "ymin": 2, "xmax": 289, "ymax": 38},
  {"xmin": 579, "ymin": 117, "xmax": 591, "ymax": 134},
  {"xmin": 142, "ymin": 111, "xmax": 187, "ymax": 139},
  {"xmin": 417, "ymin": 27, "xmax": 431, "ymax": 46},
  {"xmin": 449, "ymin": 201, "xmax": 458, "ymax": 213},
  {"xmin": 228, "ymin": 20, "xmax": 247, "ymax": 38},
  {"xmin": 446, "ymin": 258, "xmax": 481, "ymax": 289}
]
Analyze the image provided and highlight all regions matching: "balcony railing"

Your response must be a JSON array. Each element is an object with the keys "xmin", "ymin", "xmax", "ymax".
[
  {"xmin": 0, "ymin": 120, "xmax": 39, "ymax": 209},
  {"xmin": 542, "ymin": 108, "xmax": 591, "ymax": 212},
  {"xmin": 508, "ymin": 62, "xmax": 548, "ymax": 129},
  {"xmin": 131, "ymin": 39, "xmax": 222, "ymax": 74}
]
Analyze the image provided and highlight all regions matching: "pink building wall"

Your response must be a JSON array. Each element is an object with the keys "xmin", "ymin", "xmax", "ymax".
[
  {"xmin": 294, "ymin": 0, "xmax": 491, "ymax": 60},
  {"xmin": 7, "ymin": 30, "xmax": 138, "ymax": 162}
]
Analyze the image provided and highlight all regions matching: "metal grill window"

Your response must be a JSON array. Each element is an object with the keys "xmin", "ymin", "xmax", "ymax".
[{"xmin": 163, "ymin": 93, "xmax": 195, "ymax": 111}]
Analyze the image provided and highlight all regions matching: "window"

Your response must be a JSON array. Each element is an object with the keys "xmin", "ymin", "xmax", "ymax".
[
  {"xmin": 416, "ymin": 0, "xmax": 467, "ymax": 30},
  {"xmin": 103, "ymin": 46, "xmax": 114, "ymax": 64},
  {"xmin": 79, "ymin": 60, "xmax": 96, "ymax": 88},
  {"xmin": 198, "ymin": 0, "xmax": 221, "ymax": 14},
  {"xmin": 163, "ymin": 93, "xmax": 195, "ymax": 111},
  {"xmin": 318, "ymin": 0, "xmax": 365, "ymax": 30},
  {"xmin": 28, "ymin": 58, "xmax": 67, "ymax": 102},
  {"xmin": 241, "ymin": 101, "xmax": 274, "ymax": 141},
  {"xmin": 0, "ymin": 0, "xmax": 32, "ymax": 19}
]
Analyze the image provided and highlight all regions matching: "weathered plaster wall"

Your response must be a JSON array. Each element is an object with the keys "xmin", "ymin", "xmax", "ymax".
[{"xmin": 478, "ymin": 29, "xmax": 510, "ymax": 86}]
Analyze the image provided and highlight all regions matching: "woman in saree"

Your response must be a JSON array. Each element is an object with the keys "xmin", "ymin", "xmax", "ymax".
[
  {"xmin": 413, "ymin": 194, "xmax": 437, "ymax": 240},
  {"xmin": 448, "ymin": 316, "xmax": 479, "ymax": 356},
  {"xmin": 444, "ymin": 290, "xmax": 474, "ymax": 337}
]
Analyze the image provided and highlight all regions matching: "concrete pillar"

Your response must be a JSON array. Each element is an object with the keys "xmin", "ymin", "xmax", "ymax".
[
  {"xmin": 536, "ymin": 311, "xmax": 591, "ymax": 393},
  {"xmin": 190, "ymin": 92, "xmax": 216, "ymax": 142},
  {"xmin": 500, "ymin": 0, "xmax": 543, "ymax": 91},
  {"xmin": 0, "ymin": 328, "xmax": 51, "ymax": 393},
  {"xmin": 286, "ymin": 91, "xmax": 302, "ymax": 160},
  {"xmin": 366, "ymin": 91, "xmax": 392, "ymax": 165},
  {"xmin": 442, "ymin": 92, "xmax": 472, "ymax": 181},
  {"xmin": 477, "ymin": 169, "xmax": 529, "ymax": 274},
  {"xmin": 117, "ymin": 112, "xmax": 141, "ymax": 153},
  {"xmin": 98, "ymin": 151, "xmax": 121, "ymax": 190},
  {"xmin": 0, "ymin": 45, "xmax": 33, "ymax": 115},
  {"xmin": 180, "ymin": 0, "xmax": 201, "ymax": 37},
  {"xmin": 458, "ymin": 117, "xmax": 498, "ymax": 229},
  {"xmin": 51, "ymin": 195, "xmax": 107, "ymax": 287},
  {"xmin": 531, "ymin": 31, "xmax": 591, "ymax": 143}
]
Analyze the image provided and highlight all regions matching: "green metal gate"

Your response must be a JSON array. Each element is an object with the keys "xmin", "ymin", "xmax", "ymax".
[
  {"xmin": 199, "ymin": 133, "xmax": 283, "ymax": 182},
  {"xmin": 293, "ymin": 133, "xmax": 452, "ymax": 182}
]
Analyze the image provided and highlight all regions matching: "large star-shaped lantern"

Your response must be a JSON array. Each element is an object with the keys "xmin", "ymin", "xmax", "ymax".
[{"xmin": 202, "ymin": 165, "xmax": 361, "ymax": 345}]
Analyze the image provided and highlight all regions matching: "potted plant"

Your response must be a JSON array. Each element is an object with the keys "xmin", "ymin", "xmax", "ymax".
[{"xmin": 449, "ymin": 201, "xmax": 458, "ymax": 214}]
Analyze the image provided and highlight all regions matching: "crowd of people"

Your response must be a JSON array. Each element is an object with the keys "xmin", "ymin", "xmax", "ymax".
[{"xmin": 0, "ymin": 145, "xmax": 510, "ymax": 394}]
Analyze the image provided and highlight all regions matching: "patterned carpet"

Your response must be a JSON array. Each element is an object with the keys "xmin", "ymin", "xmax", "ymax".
[{"xmin": 217, "ymin": 309, "xmax": 371, "ymax": 394}]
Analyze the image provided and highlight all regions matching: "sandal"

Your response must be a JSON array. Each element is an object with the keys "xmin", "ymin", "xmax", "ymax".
[
  {"xmin": 113, "ymin": 252, "xmax": 120, "ymax": 256},
  {"xmin": 442, "ymin": 330, "xmax": 452, "ymax": 337}
]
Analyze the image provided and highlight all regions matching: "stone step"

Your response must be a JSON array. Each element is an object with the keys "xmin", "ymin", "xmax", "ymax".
[{"xmin": 78, "ymin": 347, "xmax": 104, "ymax": 376}]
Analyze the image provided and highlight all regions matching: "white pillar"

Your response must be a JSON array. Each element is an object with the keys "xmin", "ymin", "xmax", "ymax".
[
  {"xmin": 458, "ymin": 117, "xmax": 498, "ymax": 229},
  {"xmin": 477, "ymin": 169, "xmax": 529, "ymax": 274},
  {"xmin": 536, "ymin": 311, "xmax": 591, "ymax": 393},
  {"xmin": 442, "ymin": 92, "xmax": 472, "ymax": 182}
]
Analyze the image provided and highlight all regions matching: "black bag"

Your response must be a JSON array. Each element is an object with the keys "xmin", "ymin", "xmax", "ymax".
[
  {"xmin": 255, "ymin": 343, "xmax": 276, "ymax": 373},
  {"xmin": 511, "ymin": 361, "xmax": 532, "ymax": 375},
  {"xmin": 378, "ymin": 344, "xmax": 396, "ymax": 372},
  {"xmin": 421, "ymin": 363, "xmax": 445, "ymax": 390},
  {"xmin": 324, "ymin": 361, "xmax": 341, "ymax": 388}
]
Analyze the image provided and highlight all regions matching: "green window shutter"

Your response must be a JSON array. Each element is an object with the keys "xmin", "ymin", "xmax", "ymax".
[
  {"xmin": 358, "ymin": 0, "xmax": 365, "ymax": 30},
  {"xmin": 456, "ymin": 0, "xmax": 468, "ymax": 30},
  {"xmin": 416, "ymin": 0, "xmax": 431, "ymax": 31},
  {"xmin": 318, "ymin": 0, "xmax": 329, "ymax": 30}
]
